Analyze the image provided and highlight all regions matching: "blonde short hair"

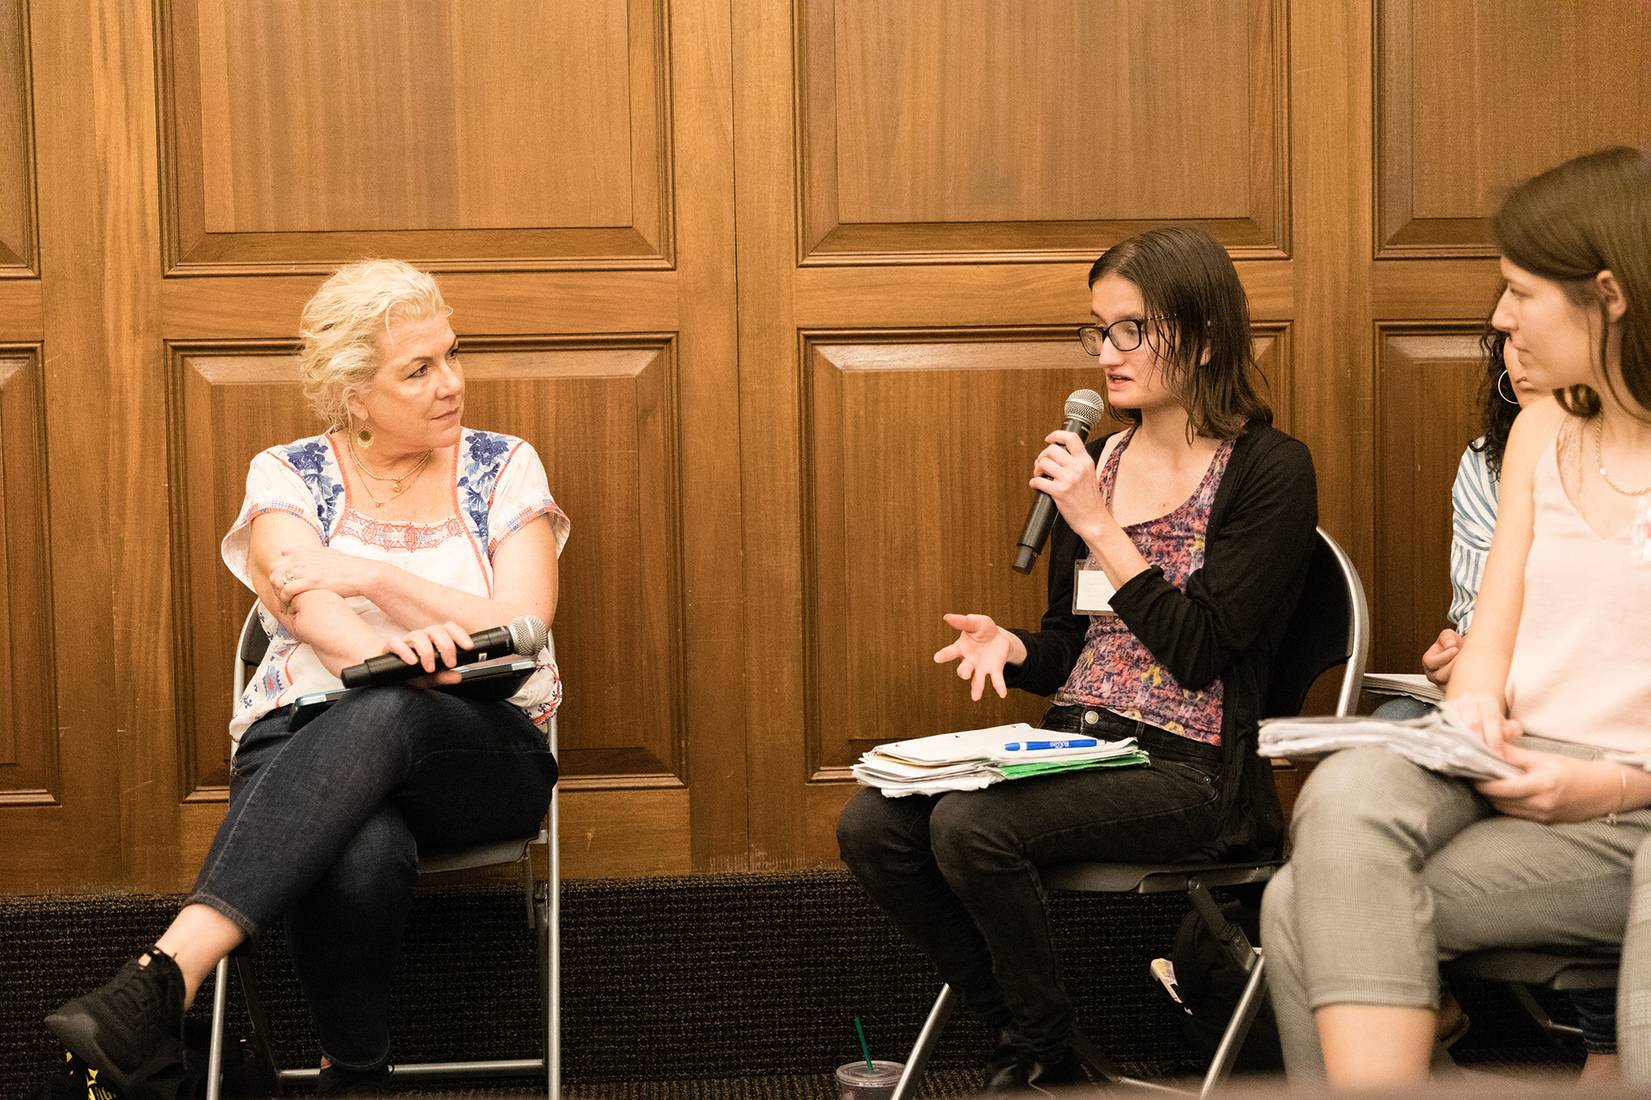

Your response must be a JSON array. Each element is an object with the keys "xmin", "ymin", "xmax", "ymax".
[{"xmin": 298, "ymin": 259, "xmax": 452, "ymax": 429}]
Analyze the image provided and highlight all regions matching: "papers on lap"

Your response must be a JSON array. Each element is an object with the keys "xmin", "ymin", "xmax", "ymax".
[
  {"xmin": 1258, "ymin": 707, "xmax": 1521, "ymax": 780},
  {"xmin": 853, "ymin": 722, "xmax": 1150, "ymax": 797},
  {"xmin": 1361, "ymin": 672, "xmax": 1445, "ymax": 705}
]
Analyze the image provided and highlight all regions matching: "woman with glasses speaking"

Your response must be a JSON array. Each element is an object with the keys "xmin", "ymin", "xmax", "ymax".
[{"xmin": 838, "ymin": 225, "xmax": 1318, "ymax": 1090}]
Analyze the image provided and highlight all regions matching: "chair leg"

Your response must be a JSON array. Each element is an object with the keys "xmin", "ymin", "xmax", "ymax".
[
  {"xmin": 1198, "ymin": 951, "xmax": 1267, "ymax": 1099},
  {"xmin": 206, "ymin": 956, "xmax": 231, "ymax": 1100},
  {"xmin": 547, "ymin": 788, "xmax": 561, "ymax": 1099},
  {"xmin": 236, "ymin": 951, "xmax": 284, "ymax": 1096},
  {"xmin": 1508, "ymin": 982, "xmax": 1584, "ymax": 1039},
  {"xmin": 891, "ymin": 984, "xmax": 955, "ymax": 1100}
]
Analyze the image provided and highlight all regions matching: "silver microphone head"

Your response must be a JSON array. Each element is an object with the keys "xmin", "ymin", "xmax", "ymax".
[
  {"xmin": 1064, "ymin": 388, "xmax": 1105, "ymax": 431},
  {"xmin": 507, "ymin": 615, "xmax": 548, "ymax": 655}
]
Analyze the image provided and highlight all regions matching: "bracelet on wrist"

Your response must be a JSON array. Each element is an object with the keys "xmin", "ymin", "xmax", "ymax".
[{"xmin": 1608, "ymin": 766, "xmax": 1629, "ymax": 827}]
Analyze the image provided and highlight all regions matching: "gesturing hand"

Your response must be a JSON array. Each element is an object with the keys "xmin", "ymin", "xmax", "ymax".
[
  {"xmin": 933, "ymin": 613, "xmax": 1025, "ymax": 701},
  {"xmin": 1421, "ymin": 628, "xmax": 1462, "ymax": 687},
  {"xmin": 1030, "ymin": 430, "xmax": 1110, "ymax": 535}
]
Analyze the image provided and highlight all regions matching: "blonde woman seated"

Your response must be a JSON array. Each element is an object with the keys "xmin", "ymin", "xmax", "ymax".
[
  {"xmin": 1261, "ymin": 146, "xmax": 1651, "ymax": 1087},
  {"xmin": 46, "ymin": 260, "xmax": 568, "ymax": 1096}
]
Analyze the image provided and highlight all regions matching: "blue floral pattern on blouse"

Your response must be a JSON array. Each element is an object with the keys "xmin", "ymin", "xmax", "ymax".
[
  {"xmin": 458, "ymin": 430, "xmax": 514, "ymax": 548},
  {"xmin": 282, "ymin": 439, "xmax": 344, "ymax": 535}
]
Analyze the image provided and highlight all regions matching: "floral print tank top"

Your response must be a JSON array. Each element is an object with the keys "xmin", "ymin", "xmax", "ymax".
[{"xmin": 1053, "ymin": 429, "xmax": 1234, "ymax": 745}]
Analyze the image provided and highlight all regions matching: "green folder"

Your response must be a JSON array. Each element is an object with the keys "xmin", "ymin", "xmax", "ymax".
[{"xmin": 994, "ymin": 751, "xmax": 1150, "ymax": 780}]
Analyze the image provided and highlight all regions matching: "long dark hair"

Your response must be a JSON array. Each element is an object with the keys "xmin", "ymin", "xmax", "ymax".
[
  {"xmin": 1087, "ymin": 226, "xmax": 1270, "ymax": 440},
  {"xmin": 1492, "ymin": 146, "xmax": 1651, "ymax": 420},
  {"xmin": 1471, "ymin": 321, "xmax": 1518, "ymax": 478}
]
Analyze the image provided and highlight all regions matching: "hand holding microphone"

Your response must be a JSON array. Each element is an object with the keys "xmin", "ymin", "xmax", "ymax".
[
  {"xmin": 341, "ymin": 615, "xmax": 547, "ymax": 688},
  {"xmin": 1013, "ymin": 389, "xmax": 1105, "ymax": 573}
]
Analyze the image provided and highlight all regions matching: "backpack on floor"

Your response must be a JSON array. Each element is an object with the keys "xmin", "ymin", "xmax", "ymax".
[
  {"xmin": 35, "ymin": 1024, "xmax": 274, "ymax": 1100},
  {"xmin": 1169, "ymin": 892, "xmax": 1284, "ymax": 1073}
]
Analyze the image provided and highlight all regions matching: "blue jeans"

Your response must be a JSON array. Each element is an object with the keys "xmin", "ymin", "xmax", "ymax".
[
  {"xmin": 187, "ymin": 685, "xmax": 557, "ymax": 1069},
  {"xmin": 836, "ymin": 705, "xmax": 1225, "ymax": 1061}
]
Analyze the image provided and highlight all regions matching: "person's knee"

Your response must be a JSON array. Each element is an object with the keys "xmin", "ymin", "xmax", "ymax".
[
  {"xmin": 1291, "ymin": 747, "xmax": 1426, "ymax": 845},
  {"xmin": 317, "ymin": 812, "xmax": 418, "ymax": 914},
  {"xmin": 326, "ymin": 684, "xmax": 429, "ymax": 743},
  {"xmin": 836, "ymin": 788, "xmax": 898, "ymax": 870},
  {"xmin": 928, "ymin": 794, "xmax": 1011, "ymax": 877},
  {"xmin": 1260, "ymin": 864, "xmax": 1298, "ymax": 957}
]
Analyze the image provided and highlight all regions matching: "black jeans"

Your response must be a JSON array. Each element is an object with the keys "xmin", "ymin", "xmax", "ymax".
[
  {"xmin": 837, "ymin": 705, "xmax": 1224, "ymax": 1060},
  {"xmin": 188, "ymin": 685, "xmax": 557, "ymax": 1069}
]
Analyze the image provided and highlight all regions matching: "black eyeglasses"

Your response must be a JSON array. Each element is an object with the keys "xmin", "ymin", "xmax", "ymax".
[{"xmin": 1076, "ymin": 317, "xmax": 1163, "ymax": 355}]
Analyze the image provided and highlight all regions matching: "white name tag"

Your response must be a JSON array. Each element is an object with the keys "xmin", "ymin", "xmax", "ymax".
[{"xmin": 1073, "ymin": 564, "xmax": 1117, "ymax": 615}]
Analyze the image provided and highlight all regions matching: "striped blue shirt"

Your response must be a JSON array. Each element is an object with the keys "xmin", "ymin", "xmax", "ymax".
[{"xmin": 1448, "ymin": 441, "xmax": 1499, "ymax": 633}]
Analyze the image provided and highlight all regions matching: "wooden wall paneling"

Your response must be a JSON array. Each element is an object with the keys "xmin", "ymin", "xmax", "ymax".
[
  {"xmin": 668, "ymin": 0, "xmax": 748, "ymax": 872},
  {"xmin": 159, "ymin": 272, "xmax": 682, "ymax": 342},
  {"xmin": 3, "ymin": 0, "xmax": 122, "ymax": 893},
  {"xmin": 1372, "ymin": 330, "xmax": 1486, "ymax": 674},
  {"xmin": 459, "ymin": 342, "xmax": 686, "ymax": 783},
  {"xmin": 157, "ymin": 0, "xmax": 673, "ymax": 272},
  {"xmin": 167, "ymin": 346, "xmax": 314, "ymax": 801},
  {"xmin": 1289, "ymin": 0, "xmax": 1371, "ymax": 581},
  {"xmin": 803, "ymin": 333, "xmax": 1095, "ymax": 778},
  {"xmin": 0, "ymin": 351, "xmax": 55, "ymax": 804},
  {"xmin": 0, "ymin": 0, "xmax": 36, "ymax": 275},
  {"xmin": 1253, "ymin": 325, "xmax": 1293, "ymax": 435},
  {"xmin": 157, "ymin": 0, "xmax": 745, "ymax": 885},
  {"xmin": 794, "ymin": 261, "xmax": 1297, "ymax": 329},
  {"xmin": 734, "ymin": 0, "xmax": 812, "ymax": 870},
  {"xmin": 1376, "ymin": 0, "xmax": 1651, "ymax": 256},
  {"xmin": 797, "ymin": 0, "xmax": 1289, "ymax": 264},
  {"xmin": 105, "ymin": 0, "xmax": 178, "ymax": 890}
]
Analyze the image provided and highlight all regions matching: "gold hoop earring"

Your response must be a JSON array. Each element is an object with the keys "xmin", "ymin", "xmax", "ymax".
[
  {"xmin": 354, "ymin": 420, "xmax": 374, "ymax": 449},
  {"xmin": 1496, "ymin": 369, "xmax": 1518, "ymax": 406}
]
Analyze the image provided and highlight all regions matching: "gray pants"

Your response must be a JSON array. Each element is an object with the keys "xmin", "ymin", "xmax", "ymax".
[{"xmin": 1260, "ymin": 739, "xmax": 1651, "ymax": 1084}]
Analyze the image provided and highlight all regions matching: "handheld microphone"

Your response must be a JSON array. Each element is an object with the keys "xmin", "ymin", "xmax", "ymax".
[
  {"xmin": 340, "ymin": 615, "xmax": 547, "ymax": 688},
  {"xmin": 1012, "ymin": 389, "xmax": 1105, "ymax": 574}
]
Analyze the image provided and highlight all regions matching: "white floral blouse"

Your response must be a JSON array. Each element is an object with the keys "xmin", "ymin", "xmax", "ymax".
[{"xmin": 220, "ymin": 428, "xmax": 570, "ymax": 748}]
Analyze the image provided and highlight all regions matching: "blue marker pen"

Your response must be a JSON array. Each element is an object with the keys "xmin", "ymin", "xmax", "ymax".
[{"xmin": 1002, "ymin": 738, "xmax": 1100, "ymax": 751}]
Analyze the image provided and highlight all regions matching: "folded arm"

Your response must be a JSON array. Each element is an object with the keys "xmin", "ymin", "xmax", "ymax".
[{"xmin": 275, "ymin": 514, "xmax": 560, "ymax": 636}]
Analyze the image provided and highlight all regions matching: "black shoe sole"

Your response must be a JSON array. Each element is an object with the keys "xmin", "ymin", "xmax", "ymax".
[{"xmin": 45, "ymin": 1009, "xmax": 145, "ymax": 1096}]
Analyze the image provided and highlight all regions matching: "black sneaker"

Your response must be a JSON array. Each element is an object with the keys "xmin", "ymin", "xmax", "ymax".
[{"xmin": 44, "ymin": 946, "xmax": 187, "ymax": 1098}]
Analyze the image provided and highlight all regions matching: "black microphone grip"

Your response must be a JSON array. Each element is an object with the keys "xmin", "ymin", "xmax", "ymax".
[
  {"xmin": 341, "ymin": 623, "xmax": 517, "ymax": 688},
  {"xmin": 1011, "ymin": 414, "xmax": 1094, "ymax": 574}
]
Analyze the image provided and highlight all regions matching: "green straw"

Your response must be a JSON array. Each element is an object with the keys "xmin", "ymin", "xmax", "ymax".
[{"xmin": 854, "ymin": 1015, "xmax": 874, "ymax": 1072}]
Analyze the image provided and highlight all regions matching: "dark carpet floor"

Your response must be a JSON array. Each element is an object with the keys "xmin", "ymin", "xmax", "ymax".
[{"xmin": 1, "ymin": 870, "xmax": 1584, "ymax": 1098}]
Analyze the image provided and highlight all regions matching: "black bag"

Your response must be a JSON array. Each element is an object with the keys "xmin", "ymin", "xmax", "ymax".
[
  {"xmin": 1169, "ymin": 893, "xmax": 1283, "ymax": 1073},
  {"xmin": 34, "ymin": 1023, "xmax": 275, "ymax": 1100}
]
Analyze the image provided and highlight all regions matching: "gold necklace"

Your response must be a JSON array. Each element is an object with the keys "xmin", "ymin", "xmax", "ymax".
[
  {"xmin": 1593, "ymin": 418, "xmax": 1651, "ymax": 497},
  {"xmin": 347, "ymin": 436, "xmax": 434, "ymax": 508}
]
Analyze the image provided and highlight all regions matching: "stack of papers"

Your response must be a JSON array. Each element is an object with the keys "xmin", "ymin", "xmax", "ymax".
[
  {"xmin": 1362, "ymin": 672, "xmax": 1445, "ymax": 705},
  {"xmin": 853, "ymin": 723, "xmax": 1150, "ymax": 797},
  {"xmin": 1258, "ymin": 707, "xmax": 1520, "ymax": 780}
]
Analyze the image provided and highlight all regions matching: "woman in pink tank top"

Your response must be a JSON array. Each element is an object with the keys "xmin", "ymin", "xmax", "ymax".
[{"xmin": 1262, "ymin": 146, "xmax": 1651, "ymax": 1089}]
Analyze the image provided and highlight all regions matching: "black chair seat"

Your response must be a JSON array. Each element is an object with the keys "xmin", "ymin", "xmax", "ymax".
[
  {"xmin": 1043, "ymin": 859, "xmax": 1283, "ymax": 895},
  {"xmin": 1445, "ymin": 948, "xmax": 1620, "ymax": 992}
]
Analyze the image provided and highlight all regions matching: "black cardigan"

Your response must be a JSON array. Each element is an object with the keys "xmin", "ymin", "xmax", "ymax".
[{"xmin": 1004, "ymin": 421, "xmax": 1318, "ymax": 860}]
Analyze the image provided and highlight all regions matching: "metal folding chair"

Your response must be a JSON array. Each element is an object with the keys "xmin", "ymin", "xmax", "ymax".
[
  {"xmin": 1444, "ymin": 948, "xmax": 1620, "ymax": 1048},
  {"xmin": 205, "ymin": 604, "xmax": 562, "ymax": 1098},
  {"xmin": 891, "ymin": 527, "xmax": 1370, "ymax": 1100}
]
